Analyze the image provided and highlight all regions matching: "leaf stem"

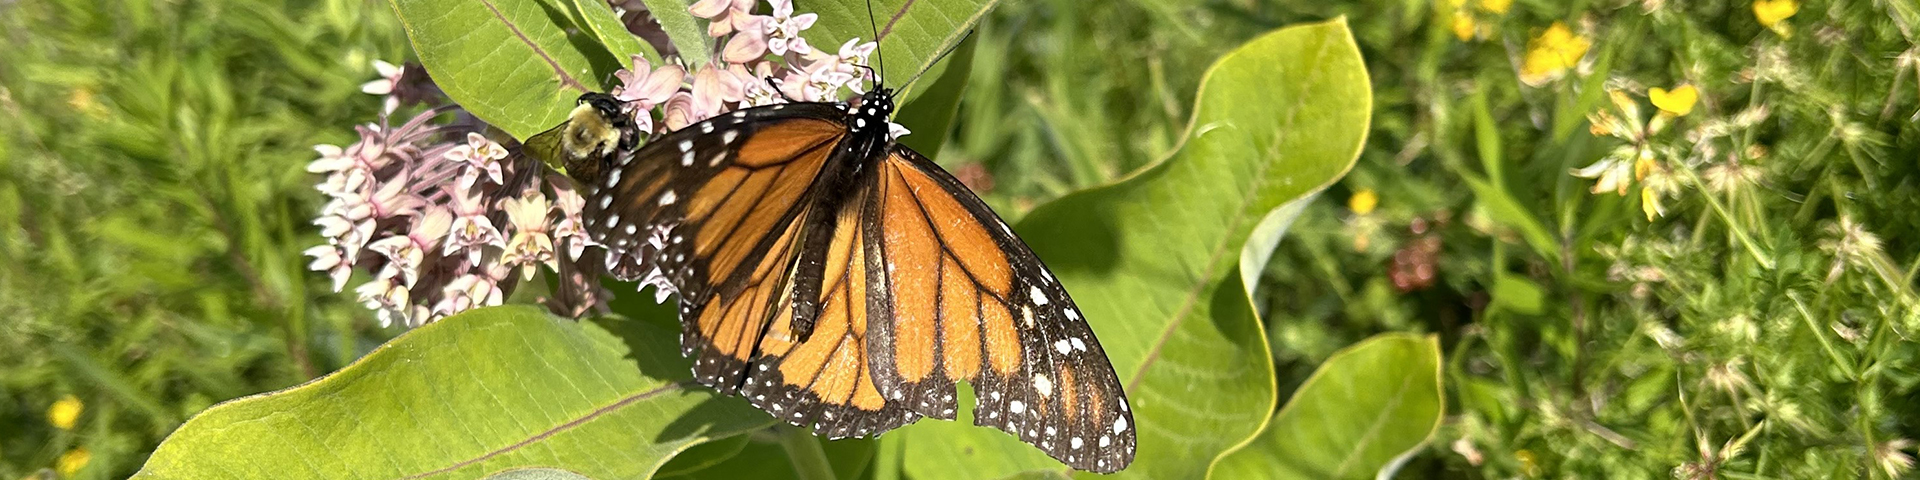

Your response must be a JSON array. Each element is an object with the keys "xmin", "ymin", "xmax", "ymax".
[{"xmin": 776, "ymin": 425, "xmax": 837, "ymax": 480}]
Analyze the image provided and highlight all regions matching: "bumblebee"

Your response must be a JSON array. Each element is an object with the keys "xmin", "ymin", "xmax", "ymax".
[{"xmin": 524, "ymin": 93, "xmax": 636, "ymax": 183}]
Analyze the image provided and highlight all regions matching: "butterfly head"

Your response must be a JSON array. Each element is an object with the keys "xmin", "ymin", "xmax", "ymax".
[{"xmin": 848, "ymin": 86, "xmax": 896, "ymax": 136}]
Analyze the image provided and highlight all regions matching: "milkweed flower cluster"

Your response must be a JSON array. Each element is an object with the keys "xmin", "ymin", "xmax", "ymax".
[
  {"xmin": 308, "ymin": 0, "xmax": 887, "ymax": 327},
  {"xmin": 614, "ymin": 0, "xmax": 896, "ymax": 137},
  {"xmin": 303, "ymin": 109, "xmax": 594, "ymax": 327}
]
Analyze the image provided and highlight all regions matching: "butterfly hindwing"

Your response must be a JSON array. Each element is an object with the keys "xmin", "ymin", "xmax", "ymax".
[{"xmin": 863, "ymin": 146, "xmax": 1137, "ymax": 472}]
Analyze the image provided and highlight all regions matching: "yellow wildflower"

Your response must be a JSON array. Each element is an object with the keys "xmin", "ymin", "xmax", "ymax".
[
  {"xmin": 1479, "ymin": 0, "xmax": 1512, "ymax": 14},
  {"xmin": 1452, "ymin": 14, "xmax": 1479, "ymax": 41},
  {"xmin": 1349, "ymin": 189, "xmax": 1379, "ymax": 215},
  {"xmin": 57, "ymin": 447, "xmax": 90, "ymax": 477},
  {"xmin": 1649, "ymin": 84, "xmax": 1698, "ymax": 116},
  {"xmin": 1640, "ymin": 161, "xmax": 1678, "ymax": 221},
  {"xmin": 1753, "ymin": 0, "xmax": 1798, "ymax": 36},
  {"xmin": 1519, "ymin": 22, "xmax": 1591, "ymax": 86},
  {"xmin": 48, "ymin": 395, "xmax": 82, "ymax": 430}
]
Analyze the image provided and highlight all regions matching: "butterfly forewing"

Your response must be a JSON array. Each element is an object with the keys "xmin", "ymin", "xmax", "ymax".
[{"xmin": 581, "ymin": 104, "xmax": 841, "ymax": 358}]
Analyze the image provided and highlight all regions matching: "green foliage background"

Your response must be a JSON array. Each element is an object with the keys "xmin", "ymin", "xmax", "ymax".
[{"xmin": 4, "ymin": 0, "xmax": 1920, "ymax": 478}]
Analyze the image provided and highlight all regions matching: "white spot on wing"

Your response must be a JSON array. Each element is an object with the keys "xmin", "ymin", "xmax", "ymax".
[
  {"xmin": 1113, "ymin": 417, "xmax": 1128, "ymax": 434},
  {"xmin": 1070, "ymin": 337, "xmax": 1087, "ymax": 352},
  {"xmin": 1010, "ymin": 400, "xmax": 1026, "ymax": 414},
  {"xmin": 1033, "ymin": 374, "xmax": 1052, "ymax": 396},
  {"xmin": 1054, "ymin": 339, "xmax": 1071, "ymax": 354},
  {"xmin": 1071, "ymin": 437, "xmax": 1083, "ymax": 449},
  {"xmin": 681, "ymin": 150, "xmax": 695, "ymax": 166},
  {"xmin": 722, "ymin": 130, "xmax": 739, "ymax": 144},
  {"xmin": 659, "ymin": 191, "xmax": 677, "ymax": 206},
  {"xmin": 1030, "ymin": 286, "xmax": 1049, "ymax": 305},
  {"xmin": 700, "ymin": 122, "xmax": 714, "ymax": 133},
  {"xmin": 678, "ymin": 140, "xmax": 693, "ymax": 152}
]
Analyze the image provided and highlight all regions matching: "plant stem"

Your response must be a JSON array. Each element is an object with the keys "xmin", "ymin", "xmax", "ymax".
[
  {"xmin": 1789, "ymin": 294, "xmax": 1857, "ymax": 381},
  {"xmin": 1675, "ymin": 165, "xmax": 1774, "ymax": 269},
  {"xmin": 777, "ymin": 424, "xmax": 837, "ymax": 480}
]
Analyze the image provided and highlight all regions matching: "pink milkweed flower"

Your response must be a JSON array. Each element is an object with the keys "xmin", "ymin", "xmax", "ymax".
[
  {"xmin": 613, "ymin": 55, "xmax": 685, "ymax": 133},
  {"xmin": 690, "ymin": 62, "xmax": 745, "ymax": 122},
  {"xmin": 736, "ymin": 62, "xmax": 785, "ymax": 107},
  {"xmin": 688, "ymin": 0, "xmax": 757, "ymax": 37},
  {"xmin": 304, "ymin": 244, "xmax": 354, "ymax": 293},
  {"xmin": 355, "ymin": 273, "xmax": 413, "ymax": 327},
  {"xmin": 365, "ymin": 208, "xmax": 454, "ymax": 287},
  {"xmin": 549, "ymin": 176, "xmax": 596, "ymax": 260},
  {"xmin": 764, "ymin": 0, "xmax": 816, "ymax": 56},
  {"xmin": 785, "ymin": 64, "xmax": 853, "ymax": 102},
  {"xmin": 361, "ymin": 60, "xmax": 406, "ymax": 113},
  {"xmin": 661, "ymin": 91, "xmax": 697, "ymax": 131},
  {"xmin": 447, "ymin": 132, "xmax": 508, "ymax": 191},
  {"xmin": 829, "ymin": 38, "xmax": 880, "ymax": 92},
  {"xmin": 498, "ymin": 190, "xmax": 558, "ymax": 281},
  {"xmin": 444, "ymin": 185, "xmax": 506, "ymax": 266},
  {"xmin": 722, "ymin": 18, "xmax": 771, "ymax": 64},
  {"xmin": 436, "ymin": 272, "xmax": 506, "ymax": 318}
]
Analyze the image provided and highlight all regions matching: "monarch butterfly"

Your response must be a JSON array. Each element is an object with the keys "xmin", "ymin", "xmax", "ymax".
[{"xmin": 532, "ymin": 74, "xmax": 1136, "ymax": 473}]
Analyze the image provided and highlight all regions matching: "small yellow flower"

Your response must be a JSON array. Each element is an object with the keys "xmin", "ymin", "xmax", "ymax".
[
  {"xmin": 48, "ymin": 395, "xmax": 82, "ymax": 430},
  {"xmin": 1753, "ymin": 0, "xmax": 1799, "ymax": 35},
  {"xmin": 57, "ymin": 447, "xmax": 90, "ymax": 477},
  {"xmin": 1349, "ymin": 189, "xmax": 1379, "ymax": 215},
  {"xmin": 1479, "ymin": 0, "xmax": 1512, "ymax": 14},
  {"xmin": 1452, "ymin": 14, "xmax": 1479, "ymax": 41},
  {"xmin": 1649, "ymin": 84, "xmax": 1699, "ymax": 116},
  {"xmin": 1640, "ymin": 162, "xmax": 1677, "ymax": 221},
  {"xmin": 1519, "ymin": 22, "xmax": 1591, "ymax": 86}
]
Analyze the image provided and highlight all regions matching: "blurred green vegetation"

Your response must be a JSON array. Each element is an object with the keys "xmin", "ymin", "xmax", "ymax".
[
  {"xmin": 0, "ymin": 0, "xmax": 410, "ymax": 477},
  {"xmin": 6, "ymin": 0, "xmax": 1920, "ymax": 478}
]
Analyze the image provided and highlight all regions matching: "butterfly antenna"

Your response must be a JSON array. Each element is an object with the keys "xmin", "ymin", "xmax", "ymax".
[
  {"xmin": 898, "ymin": 29, "xmax": 974, "ymax": 93},
  {"xmin": 865, "ymin": 0, "xmax": 885, "ymax": 86}
]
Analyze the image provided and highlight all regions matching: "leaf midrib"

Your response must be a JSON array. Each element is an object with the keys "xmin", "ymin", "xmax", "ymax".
[
  {"xmin": 402, "ymin": 381, "xmax": 687, "ymax": 479},
  {"xmin": 1122, "ymin": 34, "xmax": 1340, "ymax": 391}
]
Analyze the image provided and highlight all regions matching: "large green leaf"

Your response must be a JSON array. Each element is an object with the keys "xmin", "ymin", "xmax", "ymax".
[
  {"xmin": 391, "ymin": 0, "xmax": 624, "ymax": 140},
  {"xmin": 892, "ymin": 35, "xmax": 976, "ymax": 157},
  {"xmin": 1211, "ymin": 334, "xmax": 1444, "ymax": 480},
  {"xmin": 803, "ymin": 0, "xmax": 997, "ymax": 105},
  {"xmin": 895, "ymin": 19, "xmax": 1370, "ymax": 479},
  {"xmin": 133, "ymin": 306, "xmax": 772, "ymax": 479}
]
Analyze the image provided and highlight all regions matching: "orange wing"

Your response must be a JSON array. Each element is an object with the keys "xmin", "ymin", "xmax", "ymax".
[
  {"xmin": 579, "ymin": 105, "xmax": 842, "ymax": 371},
  {"xmin": 727, "ymin": 186, "xmax": 923, "ymax": 438},
  {"xmin": 862, "ymin": 146, "xmax": 1136, "ymax": 473}
]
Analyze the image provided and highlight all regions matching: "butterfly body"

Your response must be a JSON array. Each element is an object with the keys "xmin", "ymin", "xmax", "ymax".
[{"xmin": 553, "ymin": 85, "xmax": 1136, "ymax": 472}]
